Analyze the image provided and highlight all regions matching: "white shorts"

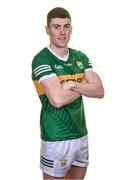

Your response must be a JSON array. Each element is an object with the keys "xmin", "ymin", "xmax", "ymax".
[{"xmin": 40, "ymin": 135, "xmax": 89, "ymax": 177}]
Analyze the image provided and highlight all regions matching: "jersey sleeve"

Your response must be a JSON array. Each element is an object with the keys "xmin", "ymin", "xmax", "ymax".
[
  {"xmin": 82, "ymin": 53, "xmax": 93, "ymax": 72},
  {"xmin": 32, "ymin": 54, "xmax": 56, "ymax": 83}
]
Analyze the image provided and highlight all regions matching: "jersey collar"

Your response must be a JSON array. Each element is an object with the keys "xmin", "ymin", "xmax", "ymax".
[{"xmin": 47, "ymin": 46, "xmax": 69, "ymax": 62}]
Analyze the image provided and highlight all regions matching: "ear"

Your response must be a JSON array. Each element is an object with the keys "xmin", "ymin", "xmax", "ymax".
[
  {"xmin": 45, "ymin": 26, "xmax": 50, "ymax": 35},
  {"xmin": 70, "ymin": 25, "xmax": 72, "ymax": 35}
]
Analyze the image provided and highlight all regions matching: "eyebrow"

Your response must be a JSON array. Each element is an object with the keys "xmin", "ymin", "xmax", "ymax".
[{"xmin": 51, "ymin": 23, "xmax": 71, "ymax": 27}]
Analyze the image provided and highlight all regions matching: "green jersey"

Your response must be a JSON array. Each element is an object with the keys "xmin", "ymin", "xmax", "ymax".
[{"xmin": 32, "ymin": 47, "xmax": 92, "ymax": 141}]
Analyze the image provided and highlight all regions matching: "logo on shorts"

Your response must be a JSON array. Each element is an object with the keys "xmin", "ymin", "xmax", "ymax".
[{"xmin": 59, "ymin": 157, "xmax": 68, "ymax": 167}]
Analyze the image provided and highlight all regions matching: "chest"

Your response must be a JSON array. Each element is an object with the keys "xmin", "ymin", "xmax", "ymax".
[
  {"xmin": 52, "ymin": 59, "xmax": 84, "ymax": 75},
  {"xmin": 52, "ymin": 59, "xmax": 85, "ymax": 83}
]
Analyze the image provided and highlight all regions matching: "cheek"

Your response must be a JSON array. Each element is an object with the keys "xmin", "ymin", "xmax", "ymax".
[
  {"xmin": 66, "ymin": 30, "xmax": 72, "ymax": 36},
  {"xmin": 66, "ymin": 32, "xmax": 72, "ymax": 39},
  {"xmin": 50, "ymin": 31, "xmax": 58, "ymax": 38},
  {"xmin": 50, "ymin": 33, "xmax": 58, "ymax": 42}
]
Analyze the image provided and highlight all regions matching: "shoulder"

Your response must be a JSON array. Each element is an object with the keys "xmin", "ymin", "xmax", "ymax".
[
  {"xmin": 68, "ymin": 47, "xmax": 79, "ymax": 56},
  {"xmin": 68, "ymin": 48, "xmax": 89, "ymax": 60},
  {"xmin": 32, "ymin": 48, "xmax": 52, "ymax": 69},
  {"xmin": 32, "ymin": 47, "xmax": 49, "ymax": 62},
  {"xmin": 69, "ymin": 48, "xmax": 92, "ymax": 69}
]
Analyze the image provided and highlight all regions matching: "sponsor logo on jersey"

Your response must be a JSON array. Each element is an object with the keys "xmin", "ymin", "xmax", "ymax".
[
  {"xmin": 76, "ymin": 60, "xmax": 84, "ymax": 69},
  {"xmin": 60, "ymin": 78, "xmax": 83, "ymax": 84},
  {"xmin": 55, "ymin": 65, "xmax": 64, "ymax": 69},
  {"xmin": 59, "ymin": 73, "xmax": 84, "ymax": 84}
]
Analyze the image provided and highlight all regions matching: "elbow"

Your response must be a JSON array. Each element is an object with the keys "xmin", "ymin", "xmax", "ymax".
[
  {"xmin": 53, "ymin": 102, "xmax": 63, "ymax": 108},
  {"xmin": 98, "ymin": 92, "xmax": 104, "ymax": 99},
  {"xmin": 98, "ymin": 88, "xmax": 105, "ymax": 99},
  {"xmin": 50, "ymin": 97, "xmax": 64, "ymax": 108}
]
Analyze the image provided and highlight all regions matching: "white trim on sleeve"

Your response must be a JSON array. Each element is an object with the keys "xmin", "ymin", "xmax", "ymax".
[
  {"xmin": 85, "ymin": 68, "xmax": 93, "ymax": 72},
  {"xmin": 39, "ymin": 73, "xmax": 57, "ymax": 83}
]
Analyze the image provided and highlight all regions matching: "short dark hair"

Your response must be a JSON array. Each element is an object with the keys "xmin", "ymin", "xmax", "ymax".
[{"xmin": 47, "ymin": 7, "xmax": 71, "ymax": 27}]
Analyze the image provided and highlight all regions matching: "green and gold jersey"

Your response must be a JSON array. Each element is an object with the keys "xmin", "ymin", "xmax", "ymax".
[{"xmin": 32, "ymin": 47, "xmax": 92, "ymax": 141}]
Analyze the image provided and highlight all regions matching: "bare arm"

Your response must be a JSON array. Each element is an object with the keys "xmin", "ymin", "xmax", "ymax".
[
  {"xmin": 63, "ymin": 70, "xmax": 104, "ymax": 99},
  {"xmin": 40, "ymin": 76, "xmax": 81, "ymax": 108}
]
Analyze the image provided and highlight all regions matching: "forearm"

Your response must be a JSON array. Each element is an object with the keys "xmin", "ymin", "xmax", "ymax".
[
  {"xmin": 41, "ymin": 76, "xmax": 81, "ymax": 108},
  {"xmin": 72, "ymin": 80, "xmax": 104, "ymax": 98},
  {"xmin": 47, "ymin": 85, "xmax": 81, "ymax": 108},
  {"xmin": 60, "ymin": 88, "xmax": 81, "ymax": 106}
]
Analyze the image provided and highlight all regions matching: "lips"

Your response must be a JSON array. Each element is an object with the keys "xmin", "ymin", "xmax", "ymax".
[{"xmin": 58, "ymin": 37, "xmax": 66, "ymax": 40}]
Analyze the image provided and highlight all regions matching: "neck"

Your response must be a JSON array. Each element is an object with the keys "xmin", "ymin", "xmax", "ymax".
[{"xmin": 49, "ymin": 45, "xmax": 68, "ymax": 58}]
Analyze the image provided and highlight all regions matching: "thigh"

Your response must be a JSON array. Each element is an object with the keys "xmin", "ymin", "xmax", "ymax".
[
  {"xmin": 43, "ymin": 172, "xmax": 64, "ymax": 179},
  {"xmin": 64, "ymin": 165, "xmax": 87, "ymax": 179}
]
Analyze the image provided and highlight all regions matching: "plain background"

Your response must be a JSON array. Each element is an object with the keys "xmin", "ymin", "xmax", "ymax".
[{"xmin": 0, "ymin": 0, "xmax": 128, "ymax": 179}]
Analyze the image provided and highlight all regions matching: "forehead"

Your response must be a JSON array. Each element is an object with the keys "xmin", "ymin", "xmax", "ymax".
[{"xmin": 49, "ymin": 18, "xmax": 71, "ymax": 26}]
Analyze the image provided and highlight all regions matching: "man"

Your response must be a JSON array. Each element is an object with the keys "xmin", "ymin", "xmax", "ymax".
[{"xmin": 32, "ymin": 7, "xmax": 104, "ymax": 180}]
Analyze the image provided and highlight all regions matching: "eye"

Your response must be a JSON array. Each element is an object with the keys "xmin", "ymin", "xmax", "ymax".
[
  {"xmin": 53, "ymin": 25, "xmax": 60, "ymax": 30},
  {"xmin": 54, "ymin": 26, "xmax": 59, "ymax": 29},
  {"xmin": 64, "ymin": 24, "xmax": 71, "ymax": 29}
]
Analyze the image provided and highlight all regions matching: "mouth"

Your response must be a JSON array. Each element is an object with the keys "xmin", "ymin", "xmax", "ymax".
[{"xmin": 58, "ymin": 37, "xmax": 66, "ymax": 40}]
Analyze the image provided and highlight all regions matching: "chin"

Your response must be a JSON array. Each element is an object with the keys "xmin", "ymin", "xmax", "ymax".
[{"xmin": 59, "ymin": 43, "xmax": 68, "ymax": 48}]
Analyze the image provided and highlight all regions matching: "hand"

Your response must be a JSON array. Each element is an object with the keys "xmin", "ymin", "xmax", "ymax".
[{"xmin": 62, "ymin": 81, "xmax": 76, "ymax": 90}]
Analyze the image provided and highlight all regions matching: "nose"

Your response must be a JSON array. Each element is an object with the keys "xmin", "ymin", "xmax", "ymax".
[{"xmin": 60, "ymin": 27, "xmax": 65, "ymax": 34}]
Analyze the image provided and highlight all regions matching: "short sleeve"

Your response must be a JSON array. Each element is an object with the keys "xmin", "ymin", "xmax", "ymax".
[
  {"xmin": 32, "ymin": 54, "xmax": 56, "ymax": 83},
  {"xmin": 82, "ymin": 53, "xmax": 93, "ymax": 72}
]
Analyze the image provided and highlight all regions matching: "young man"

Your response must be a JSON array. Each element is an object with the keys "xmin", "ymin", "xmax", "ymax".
[{"xmin": 32, "ymin": 7, "xmax": 104, "ymax": 179}]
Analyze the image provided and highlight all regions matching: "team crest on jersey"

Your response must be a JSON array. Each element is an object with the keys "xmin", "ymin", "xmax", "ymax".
[{"xmin": 76, "ymin": 60, "xmax": 84, "ymax": 69}]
